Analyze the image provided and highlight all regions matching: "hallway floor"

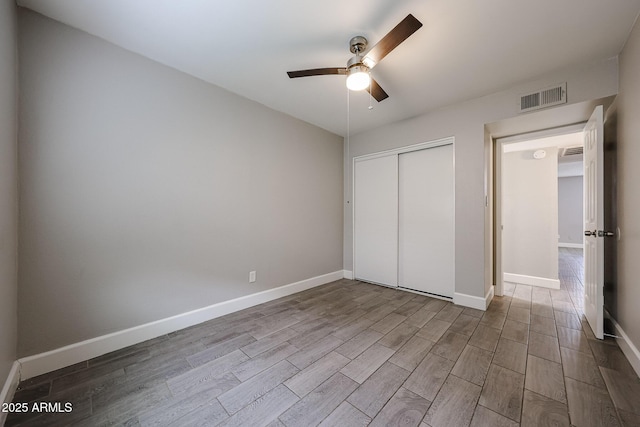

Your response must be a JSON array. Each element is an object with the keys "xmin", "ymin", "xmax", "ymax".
[{"xmin": 6, "ymin": 250, "xmax": 640, "ymax": 426}]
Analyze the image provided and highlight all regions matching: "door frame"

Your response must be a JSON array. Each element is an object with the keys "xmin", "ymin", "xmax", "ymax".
[
  {"xmin": 352, "ymin": 136, "xmax": 455, "ymax": 297},
  {"xmin": 494, "ymin": 124, "xmax": 585, "ymax": 296}
]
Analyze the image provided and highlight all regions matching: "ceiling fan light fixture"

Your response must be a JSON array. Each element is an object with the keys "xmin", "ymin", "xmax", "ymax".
[{"xmin": 346, "ymin": 65, "xmax": 370, "ymax": 91}]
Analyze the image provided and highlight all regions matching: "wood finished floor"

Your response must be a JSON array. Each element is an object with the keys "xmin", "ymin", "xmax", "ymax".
[{"xmin": 7, "ymin": 248, "xmax": 640, "ymax": 426}]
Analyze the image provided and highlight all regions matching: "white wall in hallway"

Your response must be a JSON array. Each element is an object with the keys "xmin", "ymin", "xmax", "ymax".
[
  {"xmin": 502, "ymin": 147, "xmax": 559, "ymax": 281},
  {"xmin": 558, "ymin": 176, "xmax": 584, "ymax": 246}
]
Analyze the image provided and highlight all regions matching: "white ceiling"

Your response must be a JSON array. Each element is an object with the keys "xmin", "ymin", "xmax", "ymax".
[{"xmin": 17, "ymin": 0, "xmax": 640, "ymax": 136}]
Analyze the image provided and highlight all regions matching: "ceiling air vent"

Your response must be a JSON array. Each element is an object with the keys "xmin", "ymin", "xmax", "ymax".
[
  {"xmin": 519, "ymin": 83, "xmax": 567, "ymax": 113},
  {"xmin": 560, "ymin": 146, "xmax": 583, "ymax": 157}
]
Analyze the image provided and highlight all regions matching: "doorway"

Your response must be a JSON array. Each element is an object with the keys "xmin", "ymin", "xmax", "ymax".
[{"xmin": 495, "ymin": 125, "xmax": 585, "ymax": 299}]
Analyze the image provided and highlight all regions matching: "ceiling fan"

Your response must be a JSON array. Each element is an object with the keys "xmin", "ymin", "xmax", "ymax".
[{"xmin": 287, "ymin": 14, "xmax": 423, "ymax": 102}]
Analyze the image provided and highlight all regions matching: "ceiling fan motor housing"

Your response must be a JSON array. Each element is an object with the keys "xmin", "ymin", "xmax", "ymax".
[{"xmin": 349, "ymin": 36, "xmax": 368, "ymax": 54}]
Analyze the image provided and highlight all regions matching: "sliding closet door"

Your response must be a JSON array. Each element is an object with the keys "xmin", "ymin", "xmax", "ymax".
[
  {"xmin": 354, "ymin": 155, "xmax": 398, "ymax": 286},
  {"xmin": 398, "ymin": 144, "xmax": 454, "ymax": 297}
]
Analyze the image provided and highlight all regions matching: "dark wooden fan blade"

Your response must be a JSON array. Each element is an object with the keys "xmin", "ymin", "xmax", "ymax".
[
  {"xmin": 366, "ymin": 78, "xmax": 389, "ymax": 102},
  {"xmin": 287, "ymin": 68, "xmax": 347, "ymax": 78},
  {"xmin": 363, "ymin": 14, "xmax": 422, "ymax": 68}
]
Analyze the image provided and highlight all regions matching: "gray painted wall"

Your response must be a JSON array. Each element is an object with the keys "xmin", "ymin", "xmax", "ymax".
[
  {"xmin": 502, "ymin": 148, "xmax": 559, "ymax": 280},
  {"xmin": 344, "ymin": 59, "xmax": 618, "ymax": 299},
  {"xmin": 617, "ymin": 13, "xmax": 640, "ymax": 355},
  {"xmin": 18, "ymin": 10, "xmax": 343, "ymax": 356},
  {"xmin": 0, "ymin": 0, "xmax": 18, "ymax": 389},
  {"xmin": 558, "ymin": 176, "xmax": 583, "ymax": 245}
]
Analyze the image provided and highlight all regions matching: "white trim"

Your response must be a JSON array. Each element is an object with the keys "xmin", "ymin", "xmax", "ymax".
[
  {"xmin": 497, "ymin": 123, "xmax": 586, "ymax": 145},
  {"xmin": 494, "ymin": 124, "xmax": 584, "ymax": 299},
  {"xmin": 453, "ymin": 286, "xmax": 494, "ymax": 311},
  {"xmin": 343, "ymin": 270, "xmax": 354, "ymax": 280},
  {"xmin": 605, "ymin": 311, "xmax": 640, "ymax": 378},
  {"xmin": 558, "ymin": 242, "xmax": 584, "ymax": 249},
  {"xmin": 0, "ymin": 361, "xmax": 21, "ymax": 425},
  {"xmin": 504, "ymin": 272, "xmax": 560, "ymax": 289},
  {"xmin": 352, "ymin": 137, "xmax": 454, "ymax": 163},
  {"xmin": 18, "ymin": 271, "xmax": 343, "ymax": 380}
]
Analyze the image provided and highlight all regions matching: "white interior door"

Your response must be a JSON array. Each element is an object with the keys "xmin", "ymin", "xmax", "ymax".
[
  {"xmin": 583, "ymin": 105, "xmax": 604, "ymax": 339},
  {"xmin": 354, "ymin": 155, "xmax": 398, "ymax": 286},
  {"xmin": 398, "ymin": 144, "xmax": 454, "ymax": 297}
]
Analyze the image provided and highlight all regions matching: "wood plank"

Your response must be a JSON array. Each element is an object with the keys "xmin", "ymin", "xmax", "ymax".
[
  {"xmin": 423, "ymin": 375, "xmax": 481, "ymax": 427},
  {"xmin": 389, "ymin": 335, "xmax": 434, "ymax": 371},
  {"xmin": 369, "ymin": 387, "xmax": 430, "ymax": 427},
  {"xmin": 470, "ymin": 405, "xmax": 518, "ymax": 427},
  {"xmin": 500, "ymin": 319, "xmax": 529, "ymax": 344},
  {"xmin": 318, "ymin": 402, "xmax": 371, "ymax": 427},
  {"xmin": 340, "ymin": 343, "xmax": 395, "ymax": 384},
  {"xmin": 434, "ymin": 303, "xmax": 463, "ymax": 323},
  {"xmin": 404, "ymin": 308, "xmax": 437, "ymax": 328},
  {"xmin": 218, "ymin": 360, "xmax": 299, "ymax": 414},
  {"xmin": 335, "ymin": 329, "xmax": 383, "ymax": 359},
  {"xmin": 347, "ymin": 361, "xmax": 410, "ymax": 417},
  {"xmin": 589, "ymin": 339, "xmax": 639, "ymax": 377},
  {"xmin": 415, "ymin": 318, "xmax": 451, "ymax": 342},
  {"xmin": 479, "ymin": 364, "xmax": 524, "ymax": 422},
  {"xmin": 286, "ymin": 334, "xmax": 343, "ymax": 370},
  {"xmin": 492, "ymin": 338, "xmax": 527, "ymax": 374},
  {"xmin": 448, "ymin": 313, "xmax": 480, "ymax": 336},
  {"xmin": 284, "ymin": 351, "xmax": 350, "ymax": 397},
  {"xmin": 137, "ymin": 386, "xmax": 227, "ymax": 426},
  {"xmin": 565, "ymin": 377, "xmax": 621, "ymax": 427},
  {"xmin": 232, "ymin": 342, "xmax": 298, "ymax": 382},
  {"xmin": 553, "ymin": 310, "xmax": 582, "ymax": 330},
  {"xmin": 186, "ymin": 333, "xmax": 256, "ymax": 367},
  {"xmin": 403, "ymin": 353, "xmax": 455, "ymax": 401},
  {"xmin": 520, "ymin": 390, "xmax": 569, "ymax": 427},
  {"xmin": 524, "ymin": 355, "xmax": 566, "ymax": 403},
  {"xmin": 468, "ymin": 325, "xmax": 501, "ymax": 352},
  {"xmin": 240, "ymin": 328, "xmax": 300, "ymax": 358},
  {"xmin": 599, "ymin": 367, "xmax": 640, "ymax": 416},
  {"xmin": 218, "ymin": 384, "xmax": 299, "ymax": 427},
  {"xmin": 279, "ymin": 373, "xmax": 358, "ymax": 427},
  {"xmin": 331, "ymin": 316, "xmax": 375, "ymax": 341},
  {"xmin": 394, "ymin": 301, "xmax": 425, "ymax": 317},
  {"xmin": 370, "ymin": 313, "xmax": 408, "ymax": 334},
  {"xmin": 479, "ymin": 311, "xmax": 507, "ymax": 330},
  {"xmin": 431, "ymin": 330, "xmax": 469, "ymax": 361},
  {"xmin": 528, "ymin": 331, "xmax": 561, "ymax": 363},
  {"xmin": 164, "ymin": 399, "xmax": 229, "ymax": 427},
  {"xmin": 287, "ymin": 323, "xmax": 335, "ymax": 349},
  {"xmin": 451, "ymin": 344, "xmax": 493, "ymax": 386},
  {"xmin": 529, "ymin": 314, "xmax": 556, "ymax": 337},
  {"xmin": 166, "ymin": 350, "xmax": 246, "ymax": 396},
  {"xmin": 530, "ymin": 302, "xmax": 555, "ymax": 319},
  {"xmin": 557, "ymin": 326, "xmax": 591, "ymax": 354},
  {"xmin": 507, "ymin": 306, "xmax": 531, "ymax": 324},
  {"xmin": 560, "ymin": 347, "xmax": 606, "ymax": 388},
  {"xmin": 377, "ymin": 323, "xmax": 418, "ymax": 351}
]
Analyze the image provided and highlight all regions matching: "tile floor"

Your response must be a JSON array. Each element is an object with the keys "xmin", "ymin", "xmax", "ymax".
[{"xmin": 6, "ymin": 248, "xmax": 640, "ymax": 426}]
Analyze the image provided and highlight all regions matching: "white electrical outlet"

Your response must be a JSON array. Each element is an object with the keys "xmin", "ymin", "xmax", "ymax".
[{"xmin": 249, "ymin": 271, "xmax": 256, "ymax": 283}]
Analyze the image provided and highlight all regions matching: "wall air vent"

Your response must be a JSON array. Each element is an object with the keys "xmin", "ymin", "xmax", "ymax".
[{"xmin": 519, "ymin": 82, "xmax": 567, "ymax": 113}]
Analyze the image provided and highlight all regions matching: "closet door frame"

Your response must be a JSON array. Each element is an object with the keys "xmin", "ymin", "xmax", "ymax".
[{"xmin": 352, "ymin": 137, "xmax": 455, "ymax": 296}]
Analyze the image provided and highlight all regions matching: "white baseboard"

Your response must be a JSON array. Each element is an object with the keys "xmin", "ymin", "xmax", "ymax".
[
  {"xmin": 558, "ymin": 242, "xmax": 584, "ymax": 249},
  {"xmin": 18, "ymin": 270, "xmax": 343, "ymax": 380},
  {"xmin": 454, "ymin": 286, "xmax": 494, "ymax": 311},
  {"xmin": 0, "ymin": 361, "xmax": 21, "ymax": 425},
  {"xmin": 605, "ymin": 311, "xmax": 640, "ymax": 378},
  {"xmin": 343, "ymin": 270, "xmax": 354, "ymax": 280},
  {"xmin": 504, "ymin": 273, "xmax": 560, "ymax": 290}
]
